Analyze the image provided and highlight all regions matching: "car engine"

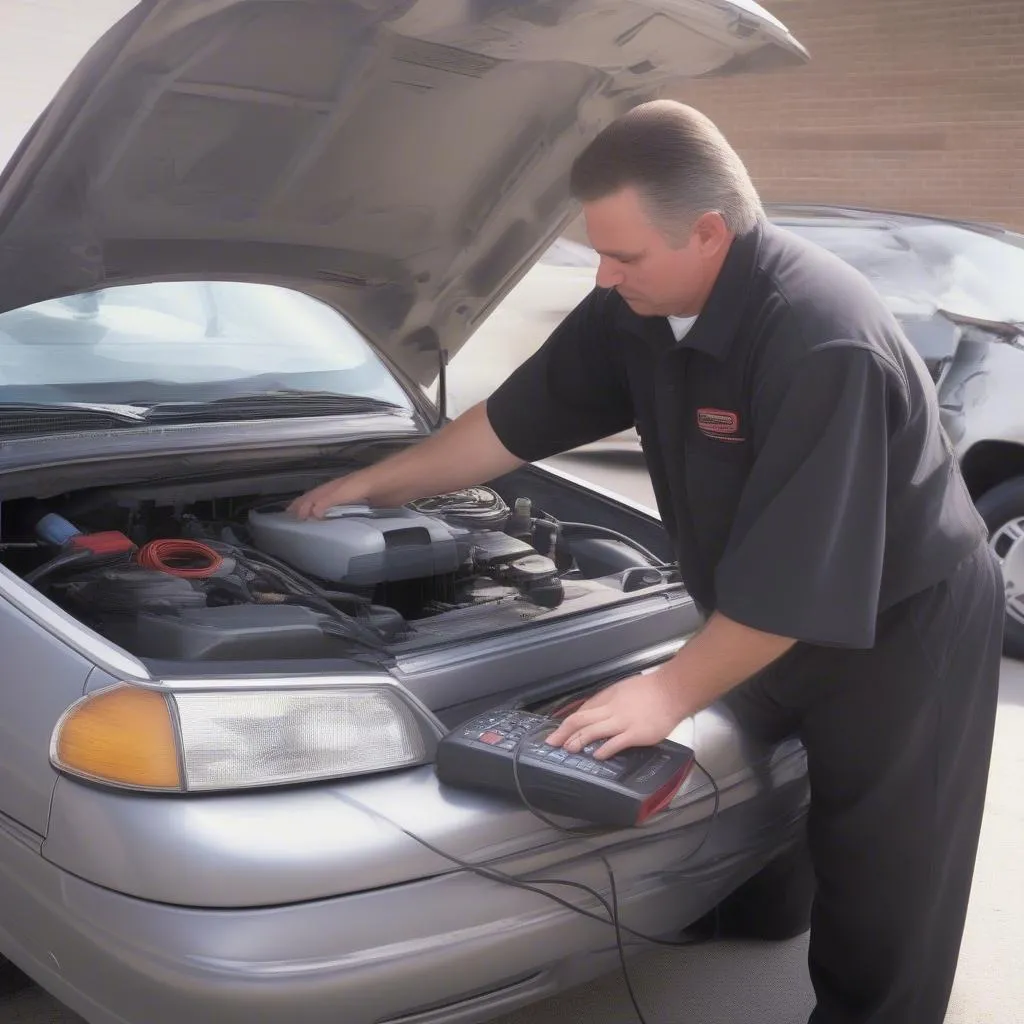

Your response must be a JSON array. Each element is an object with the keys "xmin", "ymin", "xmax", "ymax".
[{"xmin": 6, "ymin": 485, "xmax": 671, "ymax": 662}]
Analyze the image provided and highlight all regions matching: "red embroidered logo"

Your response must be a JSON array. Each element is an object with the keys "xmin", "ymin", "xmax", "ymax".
[{"xmin": 697, "ymin": 408, "xmax": 743, "ymax": 442}]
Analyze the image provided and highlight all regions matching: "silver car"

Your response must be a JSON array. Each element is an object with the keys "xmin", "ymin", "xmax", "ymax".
[{"xmin": 0, "ymin": 3, "xmax": 811, "ymax": 1023}]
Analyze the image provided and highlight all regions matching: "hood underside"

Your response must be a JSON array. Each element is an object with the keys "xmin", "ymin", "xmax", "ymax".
[{"xmin": 0, "ymin": 0, "xmax": 806, "ymax": 389}]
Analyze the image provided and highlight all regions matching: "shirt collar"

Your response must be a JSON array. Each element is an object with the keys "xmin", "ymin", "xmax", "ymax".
[{"xmin": 614, "ymin": 218, "xmax": 764, "ymax": 361}]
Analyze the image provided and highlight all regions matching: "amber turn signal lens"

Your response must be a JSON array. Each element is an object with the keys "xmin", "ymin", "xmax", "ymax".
[{"xmin": 53, "ymin": 685, "xmax": 183, "ymax": 791}]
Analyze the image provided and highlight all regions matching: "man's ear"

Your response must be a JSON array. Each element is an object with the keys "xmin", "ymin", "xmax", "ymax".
[{"xmin": 693, "ymin": 211, "xmax": 731, "ymax": 257}]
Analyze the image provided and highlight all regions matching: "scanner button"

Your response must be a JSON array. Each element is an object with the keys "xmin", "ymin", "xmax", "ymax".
[{"xmin": 479, "ymin": 731, "xmax": 503, "ymax": 745}]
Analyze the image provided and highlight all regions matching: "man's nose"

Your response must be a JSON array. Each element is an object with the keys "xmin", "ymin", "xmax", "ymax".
[{"xmin": 595, "ymin": 258, "xmax": 624, "ymax": 290}]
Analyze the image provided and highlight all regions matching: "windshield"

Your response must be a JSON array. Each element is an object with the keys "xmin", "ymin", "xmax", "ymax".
[
  {"xmin": 781, "ymin": 218, "xmax": 1024, "ymax": 325},
  {"xmin": 0, "ymin": 280, "xmax": 413, "ymax": 409}
]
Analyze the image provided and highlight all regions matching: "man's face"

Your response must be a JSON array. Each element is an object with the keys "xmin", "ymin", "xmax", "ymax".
[{"xmin": 583, "ymin": 187, "xmax": 724, "ymax": 318}]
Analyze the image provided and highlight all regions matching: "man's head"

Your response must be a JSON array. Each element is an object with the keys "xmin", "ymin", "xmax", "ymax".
[{"xmin": 569, "ymin": 101, "xmax": 762, "ymax": 317}]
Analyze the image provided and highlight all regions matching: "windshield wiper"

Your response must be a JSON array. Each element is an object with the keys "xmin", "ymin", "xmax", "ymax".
[
  {"xmin": 142, "ymin": 391, "xmax": 408, "ymax": 423},
  {"xmin": 936, "ymin": 309, "xmax": 1024, "ymax": 341},
  {"xmin": 0, "ymin": 401, "xmax": 151, "ymax": 427},
  {"xmin": 0, "ymin": 393, "xmax": 407, "ymax": 436}
]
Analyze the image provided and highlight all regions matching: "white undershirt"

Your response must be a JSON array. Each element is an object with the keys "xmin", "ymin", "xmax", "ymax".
[{"xmin": 667, "ymin": 314, "xmax": 698, "ymax": 342}]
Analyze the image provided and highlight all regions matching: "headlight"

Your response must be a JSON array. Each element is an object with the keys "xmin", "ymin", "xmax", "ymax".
[{"xmin": 51, "ymin": 681, "xmax": 435, "ymax": 792}]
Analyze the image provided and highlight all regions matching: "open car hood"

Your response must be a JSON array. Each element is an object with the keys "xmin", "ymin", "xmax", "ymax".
[{"xmin": 0, "ymin": 0, "xmax": 806, "ymax": 391}]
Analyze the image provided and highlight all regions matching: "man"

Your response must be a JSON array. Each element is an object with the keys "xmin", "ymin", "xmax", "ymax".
[{"xmin": 290, "ymin": 101, "xmax": 1004, "ymax": 1024}]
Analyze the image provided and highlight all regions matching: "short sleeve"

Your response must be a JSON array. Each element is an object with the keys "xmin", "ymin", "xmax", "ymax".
[
  {"xmin": 485, "ymin": 289, "xmax": 634, "ymax": 463},
  {"xmin": 714, "ymin": 343, "xmax": 905, "ymax": 648}
]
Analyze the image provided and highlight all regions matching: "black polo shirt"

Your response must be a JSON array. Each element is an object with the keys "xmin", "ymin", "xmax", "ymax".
[{"xmin": 486, "ymin": 220, "xmax": 988, "ymax": 648}]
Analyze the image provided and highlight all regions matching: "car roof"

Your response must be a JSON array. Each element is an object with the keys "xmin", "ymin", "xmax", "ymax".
[{"xmin": 764, "ymin": 202, "xmax": 1024, "ymax": 243}]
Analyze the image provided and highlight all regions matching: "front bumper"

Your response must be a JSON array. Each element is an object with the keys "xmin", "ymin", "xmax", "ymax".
[{"xmin": 1, "ymin": 761, "xmax": 807, "ymax": 1024}]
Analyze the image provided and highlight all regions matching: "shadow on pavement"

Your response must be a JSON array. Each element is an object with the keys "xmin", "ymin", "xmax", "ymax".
[
  {"xmin": 493, "ymin": 935, "xmax": 815, "ymax": 1024},
  {"xmin": 998, "ymin": 658, "xmax": 1024, "ymax": 706}
]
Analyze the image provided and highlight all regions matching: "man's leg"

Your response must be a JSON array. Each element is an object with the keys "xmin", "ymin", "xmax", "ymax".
[{"xmin": 799, "ymin": 545, "xmax": 1004, "ymax": 1024}]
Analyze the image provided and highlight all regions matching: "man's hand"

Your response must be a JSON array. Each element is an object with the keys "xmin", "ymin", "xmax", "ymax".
[
  {"xmin": 545, "ymin": 613, "xmax": 798, "ymax": 761},
  {"xmin": 287, "ymin": 403, "xmax": 524, "ymax": 520},
  {"xmin": 544, "ymin": 669, "xmax": 690, "ymax": 761},
  {"xmin": 288, "ymin": 472, "xmax": 370, "ymax": 520}
]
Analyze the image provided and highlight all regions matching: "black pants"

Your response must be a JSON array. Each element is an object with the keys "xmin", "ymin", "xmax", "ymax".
[{"xmin": 725, "ymin": 543, "xmax": 1004, "ymax": 1024}]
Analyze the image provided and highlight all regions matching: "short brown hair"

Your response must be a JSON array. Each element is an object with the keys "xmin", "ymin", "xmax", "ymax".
[{"xmin": 569, "ymin": 100, "xmax": 763, "ymax": 238}]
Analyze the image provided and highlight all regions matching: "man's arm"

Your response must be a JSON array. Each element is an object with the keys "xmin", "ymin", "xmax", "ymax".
[
  {"xmin": 290, "ymin": 403, "xmax": 523, "ymax": 518},
  {"xmin": 546, "ymin": 613, "xmax": 794, "ymax": 759},
  {"xmin": 292, "ymin": 288, "xmax": 632, "ymax": 519},
  {"xmin": 658, "ymin": 612, "xmax": 796, "ymax": 716}
]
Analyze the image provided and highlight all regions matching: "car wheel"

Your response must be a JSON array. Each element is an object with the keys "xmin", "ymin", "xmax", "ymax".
[
  {"xmin": 0, "ymin": 956, "xmax": 32, "ymax": 997},
  {"xmin": 975, "ymin": 477, "xmax": 1024, "ymax": 660},
  {"xmin": 689, "ymin": 838, "xmax": 814, "ymax": 942}
]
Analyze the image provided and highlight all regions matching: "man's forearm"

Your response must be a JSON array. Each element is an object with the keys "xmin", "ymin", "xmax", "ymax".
[
  {"xmin": 546, "ymin": 610, "xmax": 799, "ymax": 759},
  {"xmin": 661, "ymin": 612, "xmax": 796, "ymax": 718},
  {"xmin": 365, "ymin": 402, "xmax": 523, "ymax": 505}
]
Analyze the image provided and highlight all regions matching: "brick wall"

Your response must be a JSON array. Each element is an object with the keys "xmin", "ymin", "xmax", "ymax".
[{"xmin": 660, "ymin": 0, "xmax": 1024, "ymax": 231}]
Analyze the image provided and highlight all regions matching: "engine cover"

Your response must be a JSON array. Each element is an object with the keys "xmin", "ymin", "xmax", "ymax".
[{"xmin": 248, "ymin": 506, "xmax": 463, "ymax": 586}]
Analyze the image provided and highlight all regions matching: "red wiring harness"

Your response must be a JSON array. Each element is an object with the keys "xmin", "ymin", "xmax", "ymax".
[{"xmin": 137, "ymin": 539, "xmax": 224, "ymax": 579}]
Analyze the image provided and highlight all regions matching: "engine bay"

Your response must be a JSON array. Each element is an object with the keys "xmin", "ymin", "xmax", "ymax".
[{"xmin": 0, "ymin": 479, "xmax": 677, "ymax": 663}]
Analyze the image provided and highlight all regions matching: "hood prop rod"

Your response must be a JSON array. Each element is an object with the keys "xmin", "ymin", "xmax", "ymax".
[{"xmin": 434, "ymin": 347, "xmax": 449, "ymax": 429}]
